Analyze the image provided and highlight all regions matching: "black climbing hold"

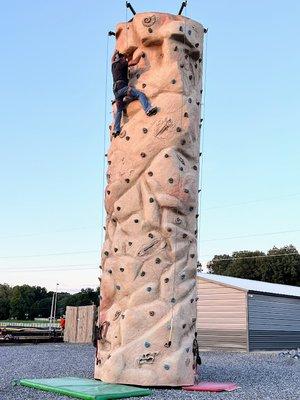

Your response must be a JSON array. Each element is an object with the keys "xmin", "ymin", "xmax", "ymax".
[
  {"xmin": 141, "ymin": 271, "xmax": 145, "ymax": 276},
  {"xmin": 107, "ymin": 190, "xmax": 111, "ymax": 195},
  {"xmin": 176, "ymin": 127, "xmax": 181, "ymax": 132},
  {"xmin": 186, "ymin": 347, "xmax": 190, "ymax": 353},
  {"xmin": 104, "ymin": 251, "xmax": 109, "ymax": 256},
  {"xmin": 174, "ymin": 46, "xmax": 178, "ymax": 51},
  {"xmin": 136, "ymin": 73, "xmax": 140, "ymax": 79},
  {"xmin": 196, "ymin": 214, "xmax": 199, "ymax": 218},
  {"xmin": 195, "ymin": 43, "xmax": 199, "ymax": 48},
  {"xmin": 182, "ymin": 323, "xmax": 186, "ymax": 329},
  {"xmin": 181, "ymin": 274, "xmax": 186, "ymax": 279},
  {"xmin": 179, "ymin": 167, "xmax": 183, "ymax": 171},
  {"xmin": 196, "ymin": 101, "xmax": 200, "ymax": 105},
  {"xmin": 168, "ymin": 178, "xmax": 174, "ymax": 183},
  {"xmin": 116, "ymin": 285, "xmax": 121, "ymax": 290},
  {"xmin": 141, "ymin": 152, "xmax": 146, "ymax": 158},
  {"xmin": 164, "ymin": 364, "xmax": 170, "ymax": 370},
  {"xmin": 171, "ymin": 298, "xmax": 176, "ymax": 303},
  {"xmin": 200, "ymin": 118, "xmax": 204, "ymax": 123},
  {"xmin": 195, "ymin": 63, "xmax": 198, "ymax": 69},
  {"xmin": 190, "ymin": 298, "xmax": 194, "ymax": 303},
  {"xmin": 164, "ymin": 341, "xmax": 171, "ymax": 348},
  {"xmin": 148, "ymin": 233, "xmax": 154, "ymax": 238},
  {"xmin": 125, "ymin": 178, "xmax": 130, "ymax": 183},
  {"xmin": 105, "ymin": 153, "xmax": 108, "ymax": 157},
  {"xmin": 143, "ymin": 128, "xmax": 148, "ymax": 133},
  {"xmin": 108, "ymin": 160, "xmax": 111, "ymax": 165},
  {"xmin": 192, "ymin": 317, "xmax": 196, "ymax": 323},
  {"xmin": 117, "ymin": 206, "xmax": 121, "ymax": 211},
  {"xmin": 195, "ymin": 297, "xmax": 199, "ymax": 301},
  {"xmin": 181, "ymin": 139, "xmax": 186, "ymax": 145},
  {"xmin": 188, "ymin": 30, "xmax": 192, "ymax": 35},
  {"xmin": 134, "ymin": 219, "xmax": 139, "ymax": 223},
  {"xmin": 120, "ymin": 267, "xmax": 124, "ymax": 272},
  {"xmin": 128, "ymin": 241, "xmax": 132, "ymax": 246},
  {"xmin": 149, "ymin": 197, "xmax": 154, "ymax": 203},
  {"xmin": 164, "ymin": 278, "xmax": 169, "ymax": 283},
  {"xmin": 148, "ymin": 171, "xmax": 153, "ymax": 176},
  {"xmin": 112, "ymin": 218, "xmax": 116, "ymax": 223},
  {"xmin": 180, "ymin": 63, "xmax": 184, "ymax": 68},
  {"xmin": 146, "ymin": 287, "xmax": 152, "ymax": 292},
  {"xmin": 171, "ymin": 79, "xmax": 176, "ymax": 84},
  {"xmin": 179, "ymin": 26, "xmax": 183, "ymax": 32},
  {"xmin": 125, "ymin": 136, "xmax": 130, "ymax": 141},
  {"xmin": 167, "ymin": 227, "xmax": 172, "ymax": 232},
  {"xmin": 189, "ymin": 75, "xmax": 192, "ymax": 80},
  {"xmin": 185, "ymin": 54, "xmax": 188, "ymax": 59},
  {"xmin": 149, "ymin": 311, "xmax": 155, "ymax": 316},
  {"xmin": 190, "ymin": 254, "xmax": 195, "ymax": 258},
  {"xmin": 142, "ymin": 83, "xmax": 146, "ymax": 88},
  {"xmin": 193, "ymin": 165, "xmax": 197, "ymax": 170},
  {"xmin": 164, "ymin": 153, "xmax": 169, "ymax": 158},
  {"xmin": 148, "ymin": 28, "xmax": 153, "ymax": 33},
  {"xmin": 145, "ymin": 341, "xmax": 151, "ymax": 348},
  {"xmin": 184, "ymin": 188, "xmax": 189, "ymax": 193},
  {"xmin": 103, "ymin": 227, "xmax": 106, "ymax": 230},
  {"xmin": 182, "ymin": 233, "xmax": 187, "ymax": 238},
  {"xmin": 204, "ymin": 28, "xmax": 208, "ymax": 33},
  {"xmin": 188, "ymin": 98, "xmax": 192, "ymax": 103},
  {"xmin": 184, "ymin": 112, "xmax": 189, "ymax": 117},
  {"xmin": 189, "ymin": 206, "xmax": 194, "ymax": 211},
  {"xmin": 195, "ymin": 230, "xmax": 198, "ymax": 235},
  {"xmin": 114, "ymin": 248, "xmax": 118, "ymax": 253},
  {"xmin": 155, "ymin": 258, "xmax": 161, "ymax": 264}
]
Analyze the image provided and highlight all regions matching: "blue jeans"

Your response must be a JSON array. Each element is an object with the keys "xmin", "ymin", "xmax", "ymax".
[{"xmin": 114, "ymin": 86, "xmax": 151, "ymax": 132}]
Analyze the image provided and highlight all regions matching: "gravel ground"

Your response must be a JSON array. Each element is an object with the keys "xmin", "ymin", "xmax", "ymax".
[{"xmin": 0, "ymin": 343, "xmax": 299, "ymax": 400}]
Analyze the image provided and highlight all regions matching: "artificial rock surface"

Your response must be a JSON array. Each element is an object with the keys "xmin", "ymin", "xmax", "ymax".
[{"xmin": 95, "ymin": 12, "xmax": 204, "ymax": 386}]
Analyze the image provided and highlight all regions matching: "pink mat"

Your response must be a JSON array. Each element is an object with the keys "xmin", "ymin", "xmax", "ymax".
[{"xmin": 183, "ymin": 382, "xmax": 239, "ymax": 392}]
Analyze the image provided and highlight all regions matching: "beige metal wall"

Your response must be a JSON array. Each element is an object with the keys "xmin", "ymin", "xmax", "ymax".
[
  {"xmin": 197, "ymin": 278, "xmax": 248, "ymax": 351},
  {"xmin": 64, "ymin": 305, "xmax": 96, "ymax": 343}
]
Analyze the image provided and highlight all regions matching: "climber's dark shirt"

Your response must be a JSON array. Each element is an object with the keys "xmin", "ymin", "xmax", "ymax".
[{"xmin": 112, "ymin": 58, "xmax": 128, "ymax": 92}]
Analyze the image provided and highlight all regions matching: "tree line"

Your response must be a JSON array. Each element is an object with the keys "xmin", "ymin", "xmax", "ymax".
[
  {"xmin": 0, "ymin": 285, "xmax": 99, "ymax": 321},
  {"xmin": 207, "ymin": 245, "xmax": 300, "ymax": 286}
]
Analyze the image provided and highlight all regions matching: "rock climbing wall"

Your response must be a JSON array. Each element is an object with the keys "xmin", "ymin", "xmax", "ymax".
[{"xmin": 95, "ymin": 12, "xmax": 205, "ymax": 386}]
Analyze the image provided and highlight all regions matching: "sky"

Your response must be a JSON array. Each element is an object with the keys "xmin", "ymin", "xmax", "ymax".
[{"xmin": 0, "ymin": 0, "xmax": 299, "ymax": 293}]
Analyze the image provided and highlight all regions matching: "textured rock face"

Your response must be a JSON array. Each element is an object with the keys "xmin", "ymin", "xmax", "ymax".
[{"xmin": 95, "ymin": 12, "xmax": 204, "ymax": 386}]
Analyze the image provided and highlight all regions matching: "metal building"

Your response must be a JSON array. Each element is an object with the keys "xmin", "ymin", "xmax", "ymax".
[{"xmin": 197, "ymin": 273, "xmax": 300, "ymax": 351}]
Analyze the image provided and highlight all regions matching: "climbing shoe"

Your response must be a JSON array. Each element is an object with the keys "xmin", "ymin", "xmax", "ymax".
[{"xmin": 146, "ymin": 106, "xmax": 158, "ymax": 116}]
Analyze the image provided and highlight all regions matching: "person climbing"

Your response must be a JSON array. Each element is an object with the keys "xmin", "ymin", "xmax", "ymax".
[{"xmin": 111, "ymin": 49, "xmax": 157, "ymax": 137}]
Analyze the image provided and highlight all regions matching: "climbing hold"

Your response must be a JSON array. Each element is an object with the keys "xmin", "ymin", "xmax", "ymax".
[
  {"xmin": 120, "ymin": 267, "xmax": 124, "ymax": 272},
  {"xmin": 193, "ymin": 165, "xmax": 198, "ymax": 170},
  {"xmin": 179, "ymin": 26, "xmax": 183, "ymax": 32},
  {"xmin": 189, "ymin": 206, "xmax": 194, "ymax": 211},
  {"xmin": 184, "ymin": 112, "xmax": 189, "ymax": 117},
  {"xmin": 105, "ymin": 153, "xmax": 108, "ymax": 157},
  {"xmin": 180, "ymin": 63, "xmax": 184, "ymax": 68},
  {"xmin": 108, "ymin": 160, "xmax": 111, "ymax": 165},
  {"xmin": 164, "ymin": 153, "xmax": 169, "ymax": 158},
  {"xmin": 198, "ymin": 189, "xmax": 201, "ymax": 193},
  {"xmin": 174, "ymin": 46, "xmax": 178, "ymax": 51},
  {"xmin": 189, "ymin": 75, "xmax": 192, "ymax": 80},
  {"xmin": 188, "ymin": 98, "xmax": 192, "ymax": 103},
  {"xmin": 171, "ymin": 79, "xmax": 176, "ymax": 84},
  {"xmin": 195, "ymin": 230, "xmax": 198, "ymax": 235},
  {"xmin": 148, "ymin": 233, "xmax": 154, "ymax": 238},
  {"xmin": 184, "ymin": 188, "xmax": 189, "ymax": 193},
  {"xmin": 196, "ymin": 214, "xmax": 199, "ymax": 218},
  {"xmin": 181, "ymin": 139, "xmax": 186, "ymax": 145},
  {"xmin": 164, "ymin": 278, "xmax": 169, "ymax": 283},
  {"xmin": 190, "ymin": 298, "xmax": 194, "ymax": 303},
  {"xmin": 141, "ymin": 271, "xmax": 145, "ymax": 276},
  {"xmin": 186, "ymin": 347, "xmax": 190, "ymax": 353},
  {"xmin": 149, "ymin": 197, "xmax": 154, "ymax": 203},
  {"xmin": 179, "ymin": 167, "xmax": 184, "ymax": 171},
  {"xmin": 142, "ymin": 83, "xmax": 146, "ymax": 88},
  {"xmin": 148, "ymin": 171, "xmax": 153, "ymax": 176},
  {"xmin": 141, "ymin": 152, "xmax": 146, "ymax": 158},
  {"xmin": 149, "ymin": 311, "xmax": 155, "ymax": 316},
  {"xmin": 134, "ymin": 219, "xmax": 139, "ymax": 223},
  {"xmin": 196, "ymin": 101, "xmax": 200, "ymax": 105},
  {"xmin": 185, "ymin": 54, "xmax": 188, "ymax": 59},
  {"xmin": 182, "ymin": 233, "xmax": 187, "ymax": 238},
  {"xmin": 128, "ymin": 241, "xmax": 133, "ymax": 246},
  {"xmin": 182, "ymin": 323, "xmax": 186, "ymax": 329},
  {"xmin": 104, "ymin": 251, "xmax": 109, "ymax": 256},
  {"xmin": 176, "ymin": 127, "xmax": 182, "ymax": 132},
  {"xmin": 168, "ymin": 177, "xmax": 174, "ymax": 183},
  {"xmin": 112, "ymin": 218, "xmax": 116, "ymax": 223},
  {"xmin": 192, "ymin": 317, "xmax": 196, "ymax": 323},
  {"xmin": 155, "ymin": 258, "xmax": 161, "ymax": 264},
  {"xmin": 125, "ymin": 136, "xmax": 130, "ymax": 141},
  {"xmin": 147, "ymin": 287, "xmax": 152, "ymax": 292},
  {"xmin": 195, "ymin": 297, "xmax": 199, "ymax": 302},
  {"xmin": 116, "ymin": 285, "xmax": 121, "ymax": 290},
  {"xmin": 114, "ymin": 248, "xmax": 118, "ymax": 253},
  {"xmin": 107, "ymin": 190, "xmax": 111, "ymax": 195},
  {"xmin": 143, "ymin": 15, "xmax": 157, "ymax": 27},
  {"xmin": 188, "ymin": 30, "xmax": 192, "ymax": 35},
  {"xmin": 143, "ymin": 128, "xmax": 148, "ymax": 133},
  {"xmin": 181, "ymin": 274, "xmax": 186, "ymax": 279},
  {"xmin": 204, "ymin": 28, "xmax": 208, "ymax": 33},
  {"xmin": 164, "ymin": 341, "xmax": 171, "ymax": 348},
  {"xmin": 117, "ymin": 206, "xmax": 121, "ymax": 211},
  {"xmin": 195, "ymin": 43, "xmax": 199, "ymax": 48},
  {"xmin": 136, "ymin": 73, "xmax": 140, "ymax": 79},
  {"xmin": 190, "ymin": 254, "xmax": 195, "ymax": 258},
  {"xmin": 164, "ymin": 364, "xmax": 170, "ymax": 370},
  {"xmin": 148, "ymin": 28, "xmax": 153, "ymax": 33},
  {"xmin": 125, "ymin": 178, "xmax": 130, "ymax": 183},
  {"xmin": 167, "ymin": 227, "xmax": 172, "ymax": 232},
  {"xmin": 171, "ymin": 298, "xmax": 176, "ymax": 303}
]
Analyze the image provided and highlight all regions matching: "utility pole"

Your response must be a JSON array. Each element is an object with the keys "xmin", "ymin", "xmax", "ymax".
[{"xmin": 49, "ymin": 283, "xmax": 59, "ymax": 330}]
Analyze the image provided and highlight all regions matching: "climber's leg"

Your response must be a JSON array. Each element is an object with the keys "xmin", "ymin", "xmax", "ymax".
[
  {"xmin": 127, "ymin": 87, "xmax": 157, "ymax": 116},
  {"xmin": 113, "ymin": 98, "xmax": 125, "ymax": 136}
]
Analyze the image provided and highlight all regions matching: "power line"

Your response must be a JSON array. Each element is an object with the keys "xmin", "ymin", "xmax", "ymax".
[
  {"xmin": 201, "ymin": 228, "xmax": 300, "ymax": 242},
  {"xmin": 0, "ymin": 249, "xmax": 98, "ymax": 259},
  {"xmin": 1, "ymin": 263, "xmax": 96, "ymax": 271},
  {"xmin": 4, "ymin": 266, "xmax": 99, "ymax": 273},
  {"xmin": 0, "ymin": 225, "xmax": 99, "ymax": 239}
]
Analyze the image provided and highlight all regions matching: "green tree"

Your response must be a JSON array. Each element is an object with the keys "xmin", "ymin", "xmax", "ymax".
[{"xmin": 0, "ymin": 284, "xmax": 12, "ymax": 319}]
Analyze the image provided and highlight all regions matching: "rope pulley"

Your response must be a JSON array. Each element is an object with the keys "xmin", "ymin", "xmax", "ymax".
[{"xmin": 126, "ymin": 1, "xmax": 136, "ymax": 16}]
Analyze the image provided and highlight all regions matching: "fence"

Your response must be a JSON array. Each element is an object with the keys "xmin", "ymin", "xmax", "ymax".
[
  {"xmin": 0, "ymin": 321, "xmax": 59, "ymax": 328},
  {"xmin": 64, "ymin": 305, "xmax": 97, "ymax": 343}
]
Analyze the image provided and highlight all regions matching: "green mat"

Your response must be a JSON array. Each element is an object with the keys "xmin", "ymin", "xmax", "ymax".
[{"xmin": 19, "ymin": 377, "xmax": 151, "ymax": 400}]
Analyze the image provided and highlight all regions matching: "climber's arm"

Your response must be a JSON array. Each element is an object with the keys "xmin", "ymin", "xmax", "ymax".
[{"xmin": 128, "ymin": 52, "xmax": 145, "ymax": 67}]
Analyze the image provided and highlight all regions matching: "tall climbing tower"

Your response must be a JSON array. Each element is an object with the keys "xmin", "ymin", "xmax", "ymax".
[{"xmin": 95, "ymin": 11, "xmax": 205, "ymax": 386}]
